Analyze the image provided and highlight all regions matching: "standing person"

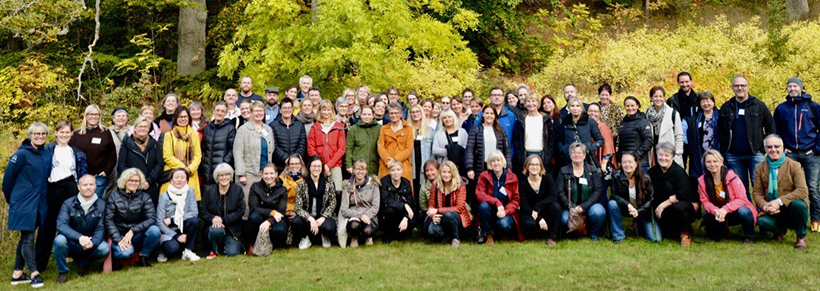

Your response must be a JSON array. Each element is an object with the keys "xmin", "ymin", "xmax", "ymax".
[
  {"xmin": 345, "ymin": 106, "xmax": 381, "ymax": 176},
  {"xmin": 426, "ymin": 161, "xmax": 470, "ymax": 248},
  {"xmin": 432, "ymin": 110, "xmax": 468, "ymax": 168},
  {"xmin": 557, "ymin": 98, "xmax": 604, "ymax": 166},
  {"xmin": 233, "ymin": 101, "xmax": 275, "ymax": 217},
  {"xmin": 284, "ymin": 85, "xmax": 299, "ymax": 103},
  {"xmin": 118, "ymin": 117, "xmax": 165, "ymax": 204},
  {"xmin": 4, "ymin": 123, "xmax": 50, "ymax": 288},
  {"xmin": 440, "ymin": 96, "xmax": 451, "ymax": 111},
  {"xmin": 200, "ymin": 101, "xmax": 236, "ymax": 186},
  {"xmin": 296, "ymin": 98, "xmax": 316, "ymax": 135},
  {"xmin": 387, "ymin": 87, "xmax": 407, "ymax": 119},
  {"xmin": 473, "ymin": 88, "xmax": 517, "ymax": 156},
  {"xmin": 338, "ymin": 160, "xmax": 380, "ymax": 248},
  {"xmin": 71, "ymin": 104, "xmax": 117, "ymax": 199},
  {"xmin": 467, "ymin": 98, "xmax": 484, "ymax": 134},
  {"xmin": 518, "ymin": 155, "xmax": 560, "ymax": 245},
  {"xmin": 649, "ymin": 142, "xmax": 698, "ymax": 247},
  {"xmin": 129, "ymin": 105, "xmax": 162, "ymax": 141},
  {"xmin": 587, "ymin": 103, "xmax": 616, "ymax": 179},
  {"xmin": 237, "ymin": 100, "xmax": 253, "ymax": 128},
  {"xmin": 237, "ymin": 76, "xmax": 264, "ymax": 105},
  {"xmin": 53, "ymin": 175, "xmax": 109, "ymax": 284},
  {"xmin": 505, "ymin": 89, "xmax": 524, "ymax": 120},
  {"xmin": 297, "ymin": 75, "xmax": 312, "ymax": 101},
  {"xmin": 685, "ymin": 92, "xmax": 720, "ymax": 179},
  {"xmin": 717, "ymin": 75, "xmax": 775, "ymax": 200},
  {"xmin": 461, "ymin": 88, "xmax": 475, "ymax": 108},
  {"xmin": 556, "ymin": 143, "xmax": 606, "ymax": 241},
  {"xmin": 270, "ymin": 99, "xmax": 307, "ymax": 172},
  {"xmin": 646, "ymin": 86, "xmax": 684, "ymax": 166},
  {"xmin": 246, "ymin": 164, "xmax": 290, "ymax": 250},
  {"xmin": 160, "ymin": 107, "xmax": 203, "ymax": 200},
  {"xmin": 558, "ymin": 84, "xmax": 589, "ymax": 117},
  {"xmin": 618, "ymin": 96, "xmax": 654, "ymax": 170},
  {"xmin": 107, "ymin": 168, "xmax": 160, "ymax": 268},
  {"xmin": 223, "ymin": 89, "xmax": 242, "ymax": 122},
  {"xmin": 667, "ymin": 72, "xmax": 699, "ymax": 120},
  {"xmin": 597, "ymin": 84, "xmax": 623, "ymax": 141},
  {"xmin": 451, "ymin": 96, "xmax": 473, "ymax": 130},
  {"xmin": 200, "ymin": 164, "xmax": 245, "ymax": 258},
  {"xmin": 378, "ymin": 160, "xmax": 417, "ymax": 243},
  {"xmin": 475, "ymin": 150, "xmax": 522, "ymax": 245},
  {"xmin": 407, "ymin": 92, "xmax": 420, "ymax": 110},
  {"xmin": 307, "ymin": 87, "xmax": 322, "ymax": 114},
  {"xmin": 608, "ymin": 152, "xmax": 660, "ymax": 243},
  {"xmin": 155, "ymin": 169, "xmax": 200, "ymax": 262},
  {"xmin": 407, "ymin": 104, "xmax": 434, "ymax": 196},
  {"xmin": 109, "ymin": 107, "xmax": 129, "ymax": 155},
  {"xmin": 39, "ymin": 121, "xmax": 88, "ymax": 272},
  {"xmin": 540, "ymin": 95, "xmax": 560, "ymax": 118},
  {"xmin": 357, "ymin": 85, "xmax": 371, "ymax": 108},
  {"xmin": 773, "ymin": 77, "xmax": 820, "ymax": 232},
  {"xmin": 154, "ymin": 93, "xmax": 180, "ymax": 133},
  {"xmin": 307, "ymin": 100, "xmax": 347, "ymax": 192},
  {"xmin": 263, "ymin": 87, "xmax": 280, "ymax": 124},
  {"xmin": 378, "ymin": 103, "xmax": 414, "ymax": 181},
  {"xmin": 697, "ymin": 150, "xmax": 757, "ymax": 243},
  {"xmin": 466, "ymin": 105, "xmax": 512, "ymax": 181},
  {"xmin": 520, "ymin": 93, "xmax": 550, "ymax": 165},
  {"xmin": 189, "ymin": 102, "xmax": 207, "ymax": 133},
  {"xmin": 293, "ymin": 156, "xmax": 337, "ymax": 249},
  {"xmin": 335, "ymin": 97, "xmax": 352, "ymax": 129},
  {"xmin": 540, "ymin": 95, "xmax": 561, "ymax": 172},
  {"xmin": 753, "ymin": 134, "xmax": 809, "ymax": 249}
]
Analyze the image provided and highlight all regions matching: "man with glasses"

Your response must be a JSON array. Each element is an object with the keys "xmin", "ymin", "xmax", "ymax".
[
  {"xmin": 717, "ymin": 75, "xmax": 775, "ymax": 200},
  {"xmin": 773, "ymin": 77, "xmax": 820, "ymax": 232},
  {"xmin": 753, "ymin": 134, "xmax": 809, "ymax": 249}
]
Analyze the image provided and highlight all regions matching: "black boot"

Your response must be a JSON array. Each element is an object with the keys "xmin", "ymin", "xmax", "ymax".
[{"xmin": 138, "ymin": 256, "xmax": 152, "ymax": 267}]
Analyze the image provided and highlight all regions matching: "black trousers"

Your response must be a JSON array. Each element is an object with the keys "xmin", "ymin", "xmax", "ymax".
[
  {"xmin": 291, "ymin": 216, "xmax": 337, "ymax": 240},
  {"xmin": 660, "ymin": 201, "xmax": 697, "ymax": 237},
  {"xmin": 346, "ymin": 220, "xmax": 377, "ymax": 242},
  {"xmin": 36, "ymin": 176, "xmax": 76, "ymax": 272},
  {"xmin": 520, "ymin": 201, "xmax": 562, "ymax": 240},
  {"xmin": 379, "ymin": 206, "xmax": 416, "ymax": 241},
  {"xmin": 246, "ymin": 211, "xmax": 289, "ymax": 248}
]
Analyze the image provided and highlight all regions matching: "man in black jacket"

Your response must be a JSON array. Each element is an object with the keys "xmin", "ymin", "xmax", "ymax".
[
  {"xmin": 269, "ymin": 98, "xmax": 307, "ymax": 171},
  {"xmin": 54, "ymin": 175, "xmax": 109, "ymax": 283},
  {"xmin": 201, "ymin": 101, "xmax": 236, "ymax": 185},
  {"xmin": 717, "ymin": 75, "xmax": 775, "ymax": 199},
  {"xmin": 667, "ymin": 72, "xmax": 699, "ymax": 170}
]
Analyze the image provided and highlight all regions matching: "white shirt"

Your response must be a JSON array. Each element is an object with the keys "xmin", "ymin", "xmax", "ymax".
[
  {"xmin": 483, "ymin": 125, "xmax": 497, "ymax": 163},
  {"xmin": 628, "ymin": 186, "xmax": 637, "ymax": 207},
  {"xmin": 50, "ymin": 145, "xmax": 74, "ymax": 182},
  {"xmin": 524, "ymin": 115, "xmax": 544, "ymax": 152}
]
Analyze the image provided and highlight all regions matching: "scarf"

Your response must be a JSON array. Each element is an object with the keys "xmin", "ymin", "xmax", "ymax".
[
  {"xmin": 289, "ymin": 171, "xmax": 303, "ymax": 181},
  {"xmin": 766, "ymin": 155, "xmax": 786, "ymax": 201},
  {"xmin": 167, "ymin": 183, "xmax": 190, "ymax": 232},
  {"xmin": 306, "ymin": 175, "xmax": 326, "ymax": 217},
  {"xmin": 133, "ymin": 134, "xmax": 149, "ymax": 151},
  {"xmin": 645, "ymin": 104, "xmax": 667, "ymax": 134},
  {"xmin": 296, "ymin": 110, "xmax": 316, "ymax": 125},
  {"xmin": 77, "ymin": 193, "xmax": 98, "ymax": 215},
  {"xmin": 172, "ymin": 126, "xmax": 195, "ymax": 166}
]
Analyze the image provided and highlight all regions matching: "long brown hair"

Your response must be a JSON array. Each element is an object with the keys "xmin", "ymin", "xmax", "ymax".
[
  {"xmin": 702, "ymin": 150, "xmax": 729, "ymax": 207},
  {"xmin": 480, "ymin": 104, "xmax": 504, "ymax": 138},
  {"xmin": 621, "ymin": 152, "xmax": 647, "ymax": 206}
]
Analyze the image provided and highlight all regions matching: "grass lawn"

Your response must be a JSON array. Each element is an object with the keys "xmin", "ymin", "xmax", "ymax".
[{"xmin": 3, "ymin": 228, "xmax": 820, "ymax": 291}]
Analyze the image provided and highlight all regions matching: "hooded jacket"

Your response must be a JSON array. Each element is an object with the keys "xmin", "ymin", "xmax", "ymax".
[
  {"xmin": 308, "ymin": 121, "xmax": 347, "ymax": 169},
  {"xmin": 3, "ymin": 139, "xmax": 50, "ymax": 231},
  {"xmin": 345, "ymin": 120, "xmax": 381, "ymax": 175},
  {"xmin": 773, "ymin": 93, "xmax": 820, "ymax": 154}
]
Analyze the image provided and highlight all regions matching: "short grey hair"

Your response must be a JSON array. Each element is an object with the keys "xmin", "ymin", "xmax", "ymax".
[
  {"xmin": 299, "ymin": 75, "xmax": 312, "ymax": 83},
  {"xmin": 213, "ymin": 163, "xmax": 235, "ymax": 182},
  {"xmin": 387, "ymin": 102, "xmax": 403, "ymax": 113},
  {"xmin": 655, "ymin": 142, "xmax": 676, "ymax": 156},
  {"xmin": 764, "ymin": 134, "xmax": 783, "ymax": 146},
  {"xmin": 569, "ymin": 142, "xmax": 587, "ymax": 154},
  {"xmin": 117, "ymin": 168, "xmax": 147, "ymax": 190},
  {"xmin": 162, "ymin": 93, "xmax": 180, "ymax": 106},
  {"xmin": 487, "ymin": 150, "xmax": 507, "ymax": 169},
  {"xmin": 335, "ymin": 97, "xmax": 347, "ymax": 108},
  {"xmin": 132, "ymin": 116, "xmax": 151, "ymax": 128},
  {"xmin": 26, "ymin": 122, "xmax": 49, "ymax": 138}
]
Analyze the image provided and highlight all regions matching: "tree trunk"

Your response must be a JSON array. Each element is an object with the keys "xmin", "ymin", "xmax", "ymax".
[
  {"xmin": 177, "ymin": 0, "xmax": 207, "ymax": 76},
  {"xmin": 786, "ymin": 0, "xmax": 809, "ymax": 20},
  {"xmin": 644, "ymin": 0, "xmax": 650, "ymax": 24},
  {"xmin": 311, "ymin": 0, "xmax": 319, "ymax": 21}
]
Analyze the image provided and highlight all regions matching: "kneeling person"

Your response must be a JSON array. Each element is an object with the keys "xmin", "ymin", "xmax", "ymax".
[
  {"xmin": 54, "ymin": 175, "xmax": 109, "ymax": 284},
  {"xmin": 156, "ymin": 169, "xmax": 200, "ymax": 262}
]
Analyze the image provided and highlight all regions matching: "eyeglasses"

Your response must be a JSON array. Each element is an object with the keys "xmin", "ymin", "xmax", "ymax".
[
  {"xmin": 31, "ymin": 132, "xmax": 47, "ymax": 137},
  {"xmin": 764, "ymin": 144, "xmax": 783, "ymax": 149},
  {"xmin": 732, "ymin": 84, "xmax": 748, "ymax": 88},
  {"xmin": 86, "ymin": 113, "xmax": 100, "ymax": 117}
]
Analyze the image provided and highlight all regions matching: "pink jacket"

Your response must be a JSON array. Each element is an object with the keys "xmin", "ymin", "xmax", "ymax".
[{"xmin": 698, "ymin": 170, "xmax": 758, "ymax": 223}]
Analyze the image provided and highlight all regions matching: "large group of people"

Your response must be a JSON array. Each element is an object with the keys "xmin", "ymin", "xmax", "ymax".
[{"xmin": 3, "ymin": 73, "xmax": 817, "ymax": 288}]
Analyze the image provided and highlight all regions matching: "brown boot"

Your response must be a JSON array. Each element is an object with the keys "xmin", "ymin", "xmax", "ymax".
[
  {"xmin": 486, "ymin": 233, "xmax": 495, "ymax": 246},
  {"xmin": 680, "ymin": 232, "xmax": 691, "ymax": 247},
  {"xmin": 795, "ymin": 238, "xmax": 807, "ymax": 249}
]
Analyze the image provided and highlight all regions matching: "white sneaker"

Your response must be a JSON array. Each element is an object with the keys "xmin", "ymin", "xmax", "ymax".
[
  {"xmin": 182, "ymin": 249, "xmax": 200, "ymax": 262},
  {"xmin": 321, "ymin": 235, "xmax": 331, "ymax": 248},
  {"xmin": 365, "ymin": 238, "xmax": 374, "ymax": 245},
  {"xmin": 298, "ymin": 237, "xmax": 312, "ymax": 249},
  {"xmin": 157, "ymin": 252, "xmax": 168, "ymax": 263}
]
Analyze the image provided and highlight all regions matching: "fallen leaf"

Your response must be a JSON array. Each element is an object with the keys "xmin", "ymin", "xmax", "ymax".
[
  {"xmin": 237, "ymin": 278, "xmax": 242, "ymax": 282},
  {"xmin": 316, "ymin": 278, "xmax": 322, "ymax": 282},
  {"xmin": 558, "ymin": 275, "xmax": 565, "ymax": 279},
  {"xmin": 636, "ymin": 264, "xmax": 641, "ymax": 269}
]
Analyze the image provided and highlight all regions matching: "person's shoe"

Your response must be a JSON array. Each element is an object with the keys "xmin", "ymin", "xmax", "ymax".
[
  {"xmin": 365, "ymin": 238, "xmax": 374, "ymax": 246},
  {"xmin": 795, "ymin": 238, "xmax": 808, "ymax": 249},
  {"xmin": 486, "ymin": 233, "xmax": 495, "ymax": 246},
  {"xmin": 613, "ymin": 239, "xmax": 623, "ymax": 244},
  {"xmin": 812, "ymin": 221, "xmax": 820, "ymax": 232},
  {"xmin": 298, "ymin": 237, "xmax": 312, "ymax": 250},
  {"xmin": 451, "ymin": 239, "xmax": 461, "ymax": 249},
  {"xmin": 10, "ymin": 273, "xmax": 31, "ymax": 285},
  {"xmin": 137, "ymin": 256, "xmax": 152, "ymax": 267},
  {"xmin": 157, "ymin": 252, "xmax": 168, "ymax": 263},
  {"xmin": 680, "ymin": 232, "xmax": 692, "ymax": 247},
  {"xmin": 30, "ymin": 274, "xmax": 44, "ymax": 288},
  {"xmin": 349, "ymin": 238, "xmax": 359, "ymax": 248},
  {"xmin": 247, "ymin": 244, "xmax": 254, "ymax": 256},
  {"xmin": 590, "ymin": 236, "xmax": 600, "ymax": 242},
  {"xmin": 545, "ymin": 238, "xmax": 557, "ymax": 246},
  {"xmin": 56, "ymin": 273, "xmax": 67, "ymax": 284},
  {"xmin": 772, "ymin": 229, "xmax": 787, "ymax": 241},
  {"xmin": 742, "ymin": 238, "xmax": 755, "ymax": 245},
  {"xmin": 182, "ymin": 249, "xmax": 201, "ymax": 262},
  {"xmin": 112, "ymin": 260, "xmax": 123, "ymax": 271},
  {"xmin": 321, "ymin": 235, "xmax": 331, "ymax": 248},
  {"xmin": 475, "ymin": 227, "xmax": 486, "ymax": 244},
  {"xmin": 77, "ymin": 266, "xmax": 88, "ymax": 277},
  {"xmin": 206, "ymin": 251, "xmax": 217, "ymax": 260}
]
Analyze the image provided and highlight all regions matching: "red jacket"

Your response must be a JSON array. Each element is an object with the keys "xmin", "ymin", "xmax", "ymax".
[
  {"xmin": 476, "ymin": 169, "xmax": 523, "ymax": 241},
  {"xmin": 429, "ymin": 182, "xmax": 471, "ymax": 228},
  {"xmin": 307, "ymin": 121, "xmax": 347, "ymax": 169},
  {"xmin": 698, "ymin": 170, "xmax": 758, "ymax": 223}
]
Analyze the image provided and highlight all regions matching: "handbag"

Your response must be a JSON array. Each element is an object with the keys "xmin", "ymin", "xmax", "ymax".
[
  {"xmin": 566, "ymin": 177, "xmax": 588, "ymax": 235},
  {"xmin": 445, "ymin": 131, "xmax": 465, "ymax": 171},
  {"xmin": 253, "ymin": 227, "xmax": 273, "ymax": 256}
]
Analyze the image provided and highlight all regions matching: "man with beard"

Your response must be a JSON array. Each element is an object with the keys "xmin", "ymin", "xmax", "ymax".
[
  {"xmin": 264, "ymin": 87, "xmax": 280, "ymax": 124},
  {"xmin": 237, "ymin": 76, "xmax": 264, "ymax": 106}
]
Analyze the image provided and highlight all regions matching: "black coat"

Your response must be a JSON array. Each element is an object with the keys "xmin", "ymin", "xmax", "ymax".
[
  {"xmin": 105, "ymin": 189, "xmax": 156, "ymax": 243},
  {"xmin": 717, "ymin": 95, "xmax": 775, "ymax": 154},
  {"xmin": 200, "ymin": 183, "xmax": 245, "ymax": 239},
  {"xmin": 648, "ymin": 163, "xmax": 695, "ymax": 207},
  {"xmin": 465, "ymin": 124, "xmax": 512, "ymax": 175},
  {"xmin": 118, "ymin": 135, "xmax": 164, "ymax": 200},
  {"xmin": 200, "ymin": 120, "xmax": 236, "ymax": 185},
  {"xmin": 556, "ymin": 164, "xmax": 603, "ymax": 211},
  {"xmin": 379, "ymin": 176, "xmax": 416, "ymax": 218},
  {"xmin": 617, "ymin": 113, "xmax": 654, "ymax": 167},
  {"xmin": 248, "ymin": 180, "xmax": 289, "ymax": 224},
  {"xmin": 269, "ymin": 115, "xmax": 307, "ymax": 170},
  {"xmin": 610, "ymin": 170, "xmax": 654, "ymax": 217},
  {"xmin": 557, "ymin": 113, "xmax": 604, "ymax": 164},
  {"xmin": 667, "ymin": 89, "xmax": 700, "ymax": 120},
  {"xmin": 519, "ymin": 174, "xmax": 557, "ymax": 218}
]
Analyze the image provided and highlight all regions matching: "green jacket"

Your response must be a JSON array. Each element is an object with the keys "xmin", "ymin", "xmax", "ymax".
[{"xmin": 345, "ymin": 120, "xmax": 381, "ymax": 175}]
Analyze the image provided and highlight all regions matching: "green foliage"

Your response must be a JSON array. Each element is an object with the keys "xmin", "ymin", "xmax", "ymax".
[
  {"xmin": 0, "ymin": 0, "xmax": 87, "ymax": 45},
  {"xmin": 0, "ymin": 56, "xmax": 78, "ymax": 128},
  {"xmin": 218, "ymin": 0, "xmax": 480, "ymax": 99}
]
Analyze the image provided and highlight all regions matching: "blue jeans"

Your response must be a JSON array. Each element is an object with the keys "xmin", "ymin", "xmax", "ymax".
[
  {"xmin": 478, "ymin": 202, "xmax": 515, "ymax": 236},
  {"xmin": 561, "ymin": 203, "xmax": 606, "ymax": 239},
  {"xmin": 787, "ymin": 152, "xmax": 820, "ymax": 221},
  {"xmin": 608, "ymin": 201, "xmax": 662, "ymax": 242},
  {"xmin": 94, "ymin": 175, "xmax": 107, "ymax": 198},
  {"xmin": 207, "ymin": 227, "xmax": 242, "ymax": 256},
  {"xmin": 111, "ymin": 225, "xmax": 160, "ymax": 259},
  {"xmin": 725, "ymin": 152, "xmax": 765, "ymax": 201},
  {"xmin": 427, "ymin": 211, "xmax": 462, "ymax": 241},
  {"xmin": 14, "ymin": 231, "xmax": 36, "ymax": 272},
  {"xmin": 53, "ymin": 234, "xmax": 110, "ymax": 274}
]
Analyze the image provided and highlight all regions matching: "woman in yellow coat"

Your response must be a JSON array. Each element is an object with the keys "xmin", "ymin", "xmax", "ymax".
[
  {"xmin": 378, "ymin": 103, "xmax": 414, "ymax": 181},
  {"xmin": 161, "ymin": 107, "xmax": 203, "ymax": 200}
]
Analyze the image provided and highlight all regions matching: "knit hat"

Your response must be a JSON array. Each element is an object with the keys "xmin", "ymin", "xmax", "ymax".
[
  {"xmin": 111, "ymin": 107, "xmax": 128, "ymax": 117},
  {"xmin": 787, "ymin": 77, "xmax": 804, "ymax": 91}
]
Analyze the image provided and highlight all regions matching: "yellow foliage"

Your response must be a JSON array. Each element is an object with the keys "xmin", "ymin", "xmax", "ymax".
[{"xmin": 0, "ymin": 58, "xmax": 77, "ymax": 130}]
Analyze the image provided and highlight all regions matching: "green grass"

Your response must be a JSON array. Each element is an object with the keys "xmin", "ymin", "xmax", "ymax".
[{"xmin": 3, "ymin": 229, "xmax": 820, "ymax": 291}]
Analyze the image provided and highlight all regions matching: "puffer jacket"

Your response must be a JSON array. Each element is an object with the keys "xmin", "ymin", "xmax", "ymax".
[
  {"xmin": 248, "ymin": 179, "xmax": 288, "ymax": 224},
  {"xmin": 105, "ymin": 188, "xmax": 156, "ymax": 243},
  {"xmin": 717, "ymin": 95, "xmax": 775, "ymax": 154},
  {"xmin": 118, "ymin": 135, "xmax": 164, "ymax": 199},
  {"xmin": 56, "ymin": 196, "xmax": 107, "ymax": 247},
  {"xmin": 773, "ymin": 92, "xmax": 820, "ymax": 153},
  {"xmin": 269, "ymin": 115, "xmax": 307, "ymax": 170},
  {"xmin": 610, "ymin": 170, "xmax": 654, "ymax": 217},
  {"xmin": 345, "ymin": 120, "xmax": 381, "ymax": 175},
  {"xmin": 200, "ymin": 120, "xmax": 236, "ymax": 185},
  {"xmin": 465, "ymin": 124, "xmax": 511, "ymax": 175},
  {"xmin": 618, "ymin": 113, "xmax": 654, "ymax": 167},
  {"xmin": 557, "ymin": 113, "xmax": 604, "ymax": 164},
  {"xmin": 308, "ymin": 121, "xmax": 347, "ymax": 169}
]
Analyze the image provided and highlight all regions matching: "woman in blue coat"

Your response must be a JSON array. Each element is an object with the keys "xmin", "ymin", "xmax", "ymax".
[{"xmin": 3, "ymin": 122, "xmax": 51, "ymax": 288}]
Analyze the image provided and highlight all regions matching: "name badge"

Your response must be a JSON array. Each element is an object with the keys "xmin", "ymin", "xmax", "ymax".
[
  {"xmin": 738, "ymin": 109, "xmax": 745, "ymax": 116},
  {"xmin": 416, "ymin": 135, "xmax": 422, "ymax": 141},
  {"xmin": 499, "ymin": 187, "xmax": 508, "ymax": 195},
  {"xmin": 579, "ymin": 178, "xmax": 588, "ymax": 185},
  {"xmin": 91, "ymin": 137, "xmax": 102, "ymax": 144},
  {"xmin": 719, "ymin": 191, "xmax": 726, "ymax": 199}
]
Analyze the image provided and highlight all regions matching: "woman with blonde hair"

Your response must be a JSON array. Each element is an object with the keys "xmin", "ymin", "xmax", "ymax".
[
  {"xmin": 426, "ymin": 161, "xmax": 470, "ymax": 248},
  {"xmin": 71, "ymin": 104, "xmax": 117, "ymax": 198},
  {"xmin": 378, "ymin": 160, "xmax": 416, "ymax": 243},
  {"xmin": 307, "ymin": 99, "xmax": 347, "ymax": 191},
  {"xmin": 338, "ymin": 160, "xmax": 380, "ymax": 248},
  {"xmin": 407, "ymin": 104, "xmax": 434, "ymax": 196}
]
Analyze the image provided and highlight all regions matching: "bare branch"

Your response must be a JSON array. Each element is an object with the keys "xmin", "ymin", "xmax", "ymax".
[{"xmin": 76, "ymin": 0, "xmax": 99, "ymax": 101}]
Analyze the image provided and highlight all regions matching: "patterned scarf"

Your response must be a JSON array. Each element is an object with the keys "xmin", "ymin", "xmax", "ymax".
[
  {"xmin": 645, "ymin": 104, "xmax": 667, "ymax": 134},
  {"xmin": 172, "ymin": 126, "xmax": 194, "ymax": 166}
]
